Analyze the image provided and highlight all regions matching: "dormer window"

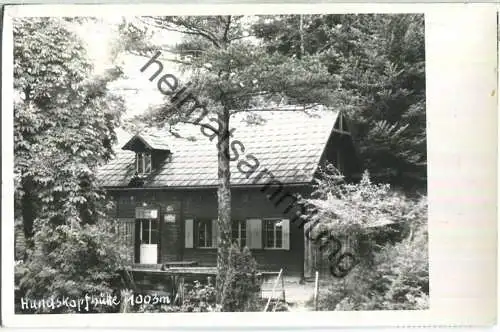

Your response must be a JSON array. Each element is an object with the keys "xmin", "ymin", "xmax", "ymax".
[
  {"xmin": 136, "ymin": 152, "xmax": 152, "ymax": 175},
  {"xmin": 122, "ymin": 133, "xmax": 171, "ymax": 184}
]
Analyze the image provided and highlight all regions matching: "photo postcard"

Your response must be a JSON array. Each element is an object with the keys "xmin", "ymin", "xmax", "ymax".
[{"xmin": 1, "ymin": 3, "xmax": 497, "ymax": 329}]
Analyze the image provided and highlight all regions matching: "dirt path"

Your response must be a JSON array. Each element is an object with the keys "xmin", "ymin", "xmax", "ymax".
[
  {"xmin": 260, "ymin": 276, "xmax": 317, "ymax": 312},
  {"xmin": 283, "ymin": 278, "xmax": 316, "ymax": 312}
]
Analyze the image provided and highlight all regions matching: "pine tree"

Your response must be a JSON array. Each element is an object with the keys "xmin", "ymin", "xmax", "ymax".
[
  {"xmin": 253, "ymin": 14, "xmax": 426, "ymax": 187},
  {"xmin": 122, "ymin": 15, "xmax": 336, "ymax": 307}
]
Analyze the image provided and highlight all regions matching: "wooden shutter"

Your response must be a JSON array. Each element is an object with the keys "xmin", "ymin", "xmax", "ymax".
[
  {"xmin": 211, "ymin": 219, "xmax": 218, "ymax": 248},
  {"xmin": 281, "ymin": 219, "xmax": 290, "ymax": 250},
  {"xmin": 246, "ymin": 219, "xmax": 262, "ymax": 249},
  {"xmin": 185, "ymin": 219, "xmax": 194, "ymax": 248}
]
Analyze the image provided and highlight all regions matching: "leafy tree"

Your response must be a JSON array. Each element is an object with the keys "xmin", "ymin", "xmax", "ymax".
[
  {"xmin": 14, "ymin": 17, "xmax": 124, "ymax": 251},
  {"xmin": 13, "ymin": 17, "xmax": 129, "ymax": 309},
  {"xmin": 254, "ymin": 14, "xmax": 426, "ymax": 187},
  {"xmin": 123, "ymin": 15, "xmax": 336, "ymax": 307}
]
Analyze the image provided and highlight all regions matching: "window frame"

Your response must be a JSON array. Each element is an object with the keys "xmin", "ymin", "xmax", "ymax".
[
  {"xmin": 231, "ymin": 220, "xmax": 246, "ymax": 248},
  {"xmin": 137, "ymin": 218, "xmax": 159, "ymax": 245},
  {"xmin": 196, "ymin": 219, "xmax": 213, "ymax": 249},
  {"xmin": 136, "ymin": 152, "xmax": 152, "ymax": 175},
  {"xmin": 263, "ymin": 218, "xmax": 284, "ymax": 249}
]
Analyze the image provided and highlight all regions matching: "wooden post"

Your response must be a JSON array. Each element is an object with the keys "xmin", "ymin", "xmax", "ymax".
[
  {"xmin": 178, "ymin": 277, "xmax": 185, "ymax": 305},
  {"xmin": 314, "ymin": 271, "xmax": 319, "ymax": 311},
  {"xmin": 281, "ymin": 274, "xmax": 286, "ymax": 302},
  {"xmin": 304, "ymin": 229, "xmax": 312, "ymax": 279}
]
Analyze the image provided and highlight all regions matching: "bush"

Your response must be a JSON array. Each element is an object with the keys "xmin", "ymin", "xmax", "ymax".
[
  {"xmin": 180, "ymin": 279, "xmax": 220, "ymax": 312},
  {"xmin": 16, "ymin": 219, "xmax": 127, "ymax": 314},
  {"xmin": 318, "ymin": 222, "xmax": 428, "ymax": 311},
  {"xmin": 220, "ymin": 245, "xmax": 261, "ymax": 312},
  {"xmin": 303, "ymin": 164, "xmax": 428, "ymax": 310},
  {"xmin": 304, "ymin": 167, "xmax": 423, "ymax": 240},
  {"xmin": 173, "ymin": 244, "xmax": 262, "ymax": 313}
]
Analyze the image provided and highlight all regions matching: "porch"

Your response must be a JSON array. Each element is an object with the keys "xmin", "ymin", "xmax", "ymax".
[{"xmin": 121, "ymin": 262, "xmax": 288, "ymax": 306}]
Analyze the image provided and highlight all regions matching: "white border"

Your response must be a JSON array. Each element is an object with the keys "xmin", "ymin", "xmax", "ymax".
[{"xmin": 2, "ymin": 3, "xmax": 498, "ymax": 328}]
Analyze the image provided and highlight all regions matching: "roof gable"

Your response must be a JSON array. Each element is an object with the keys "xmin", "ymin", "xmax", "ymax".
[
  {"xmin": 122, "ymin": 133, "xmax": 171, "ymax": 152},
  {"xmin": 98, "ymin": 107, "xmax": 343, "ymax": 188}
]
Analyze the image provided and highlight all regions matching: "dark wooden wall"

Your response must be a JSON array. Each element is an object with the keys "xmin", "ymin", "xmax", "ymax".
[{"xmin": 111, "ymin": 186, "xmax": 307, "ymax": 277}]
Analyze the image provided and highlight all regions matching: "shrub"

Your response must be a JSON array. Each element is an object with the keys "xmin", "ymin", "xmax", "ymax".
[
  {"xmin": 304, "ymin": 167, "xmax": 423, "ymax": 241},
  {"xmin": 303, "ymin": 164, "xmax": 428, "ymax": 310},
  {"xmin": 220, "ymin": 245, "xmax": 261, "ymax": 312},
  {"xmin": 181, "ymin": 279, "xmax": 220, "ymax": 312},
  {"xmin": 318, "ymin": 221, "xmax": 428, "ymax": 311},
  {"xmin": 16, "ymin": 219, "xmax": 127, "ymax": 314}
]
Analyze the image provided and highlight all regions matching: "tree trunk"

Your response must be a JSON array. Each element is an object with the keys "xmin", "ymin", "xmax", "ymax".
[
  {"xmin": 215, "ymin": 107, "xmax": 232, "ymax": 307},
  {"xmin": 21, "ymin": 176, "xmax": 36, "ymax": 259},
  {"xmin": 299, "ymin": 15, "xmax": 305, "ymax": 58}
]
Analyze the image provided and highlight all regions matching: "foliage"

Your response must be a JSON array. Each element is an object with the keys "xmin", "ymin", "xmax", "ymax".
[
  {"xmin": 302, "ymin": 163, "xmax": 428, "ymax": 310},
  {"xmin": 254, "ymin": 14, "xmax": 426, "ymax": 186},
  {"xmin": 318, "ymin": 222, "xmax": 429, "ymax": 310},
  {"xmin": 14, "ymin": 17, "xmax": 125, "ymax": 246},
  {"xmin": 304, "ymin": 165, "xmax": 425, "ymax": 249},
  {"xmin": 16, "ymin": 218, "xmax": 128, "ymax": 314},
  {"xmin": 180, "ymin": 279, "xmax": 221, "ymax": 312},
  {"xmin": 13, "ymin": 18, "xmax": 131, "ymax": 310},
  {"xmin": 219, "ymin": 245, "xmax": 262, "ymax": 312}
]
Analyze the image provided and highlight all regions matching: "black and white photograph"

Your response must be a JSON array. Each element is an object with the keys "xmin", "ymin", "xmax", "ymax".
[
  {"xmin": 12, "ymin": 11, "xmax": 428, "ymax": 314},
  {"xmin": 2, "ymin": 3, "xmax": 497, "ymax": 329}
]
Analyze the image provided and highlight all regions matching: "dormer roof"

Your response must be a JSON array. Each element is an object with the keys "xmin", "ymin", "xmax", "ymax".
[{"xmin": 122, "ymin": 133, "xmax": 171, "ymax": 152}]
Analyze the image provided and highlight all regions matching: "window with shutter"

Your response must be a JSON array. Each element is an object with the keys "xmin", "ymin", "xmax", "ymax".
[{"xmin": 263, "ymin": 218, "xmax": 289, "ymax": 250}]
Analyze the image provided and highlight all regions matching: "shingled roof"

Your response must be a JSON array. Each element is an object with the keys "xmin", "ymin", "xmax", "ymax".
[{"xmin": 98, "ymin": 107, "xmax": 340, "ymax": 188}]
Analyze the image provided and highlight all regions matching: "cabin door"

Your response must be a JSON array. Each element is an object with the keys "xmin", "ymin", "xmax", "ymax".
[{"xmin": 135, "ymin": 207, "xmax": 159, "ymax": 264}]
